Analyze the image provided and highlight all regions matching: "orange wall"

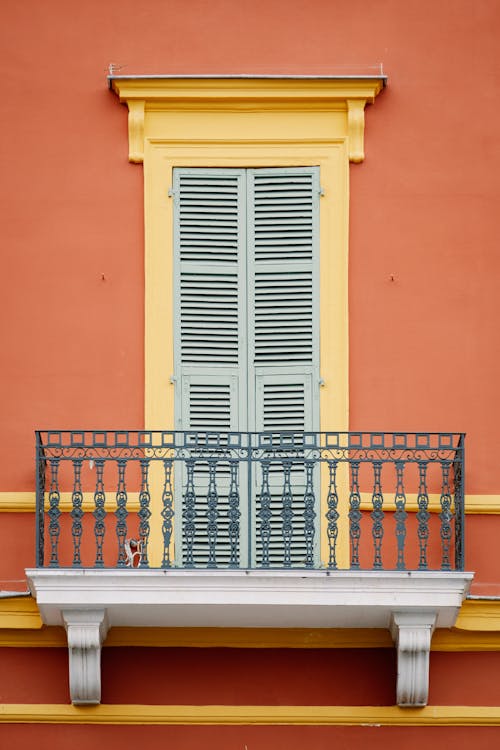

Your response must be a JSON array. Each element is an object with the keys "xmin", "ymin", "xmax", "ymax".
[
  {"xmin": 0, "ymin": 0, "xmax": 499, "ymax": 496},
  {"xmin": 3, "ymin": 646, "xmax": 500, "ymax": 707},
  {"xmin": 2, "ymin": 725, "xmax": 500, "ymax": 750}
]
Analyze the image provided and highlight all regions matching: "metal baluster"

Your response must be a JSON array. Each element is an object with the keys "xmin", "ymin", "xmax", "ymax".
[
  {"xmin": 138, "ymin": 459, "xmax": 151, "ymax": 568},
  {"xmin": 371, "ymin": 461, "xmax": 384, "ymax": 570},
  {"xmin": 281, "ymin": 459, "xmax": 294, "ymax": 568},
  {"xmin": 416, "ymin": 460, "xmax": 430, "ymax": 570},
  {"xmin": 161, "ymin": 459, "xmax": 174, "ymax": 569},
  {"xmin": 453, "ymin": 436, "xmax": 465, "ymax": 571},
  {"xmin": 206, "ymin": 458, "xmax": 219, "ymax": 568},
  {"xmin": 48, "ymin": 458, "xmax": 61, "ymax": 568},
  {"xmin": 115, "ymin": 459, "xmax": 128, "ymax": 567},
  {"xmin": 71, "ymin": 459, "xmax": 84, "ymax": 567},
  {"xmin": 35, "ymin": 433, "xmax": 46, "ymax": 567},
  {"xmin": 326, "ymin": 460, "xmax": 339, "ymax": 570},
  {"xmin": 258, "ymin": 459, "xmax": 272, "ymax": 568},
  {"xmin": 183, "ymin": 458, "xmax": 196, "ymax": 568},
  {"xmin": 93, "ymin": 459, "xmax": 106, "ymax": 568},
  {"xmin": 348, "ymin": 460, "xmax": 362, "ymax": 569},
  {"xmin": 227, "ymin": 459, "xmax": 241, "ymax": 568},
  {"xmin": 439, "ymin": 459, "xmax": 453, "ymax": 571},
  {"xmin": 303, "ymin": 459, "xmax": 316, "ymax": 568},
  {"xmin": 394, "ymin": 460, "xmax": 407, "ymax": 570}
]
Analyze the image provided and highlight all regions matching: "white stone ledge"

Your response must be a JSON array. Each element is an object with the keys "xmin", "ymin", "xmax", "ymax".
[{"xmin": 26, "ymin": 568, "xmax": 472, "ymax": 629}]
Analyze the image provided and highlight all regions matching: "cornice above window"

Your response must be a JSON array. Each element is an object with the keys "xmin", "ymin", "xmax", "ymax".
[{"xmin": 109, "ymin": 75, "xmax": 386, "ymax": 164}]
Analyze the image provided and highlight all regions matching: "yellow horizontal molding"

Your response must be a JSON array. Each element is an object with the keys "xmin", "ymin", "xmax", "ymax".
[
  {"xmin": 455, "ymin": 599, "xmax": 500, "ymax": 631},
  {"xmin": 1, "ymin": 703, "xmax": 500, "ymax": 726},
  {"xmin": 0, "ymin": 597, "xmax": 42, "ymax": 629},
  {"xmin": 359, "ymin": 493, "xmax": 500, "ymax": 514},
  {"xmin": 3, "ymin": 621, "xmax": 500, "ymax": 651},
  {"xmin": 0, "ymin": 492, "xmax": 140, "ymax": 513},
  {"xmin": 1, "ymin": 491, "xmax": 498, "ymax": 513}
]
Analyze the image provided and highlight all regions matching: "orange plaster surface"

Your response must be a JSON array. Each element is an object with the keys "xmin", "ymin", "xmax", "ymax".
[
  {"xmin": 2, "ymin": 646, "xmax": 500, "ymax": 707},
  {"xmin": 2, "ymin": 724, "xmax": 500, "ymax": 749},
  {"xmin": 0, "ymin": 0, "xmax": 499, "ymax": 495}
]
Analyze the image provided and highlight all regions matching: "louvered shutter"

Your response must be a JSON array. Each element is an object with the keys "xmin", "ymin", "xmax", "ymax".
[
  {"xmin": 248, "ymin": 167, "xmax": 320, "ymax": 567},
  {"xmin": 173, "ymin": 169, "xmax": 248, "ymax": 566},
  {"xmin": 173, "ymin": 166, "xmax": 320, "ymax": 568}
]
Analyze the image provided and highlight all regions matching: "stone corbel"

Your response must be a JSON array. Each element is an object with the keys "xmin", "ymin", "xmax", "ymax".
[
  {"xmin": 63, "ymin": 609, "xmax": 109, "ymax": 705},
  {"xmin": 127, "ymin": 99, "xmax": 145, "ymax": 163},
  {"xmin": 347, "ymin": 99, "xmax": 367, "ymax": 163},
  {"xmin": 390, "ymin": 611, "xmax": 437, "ymax": 707}
]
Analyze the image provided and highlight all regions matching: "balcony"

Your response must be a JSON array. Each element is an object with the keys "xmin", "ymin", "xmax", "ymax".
[{"xmin": 26, "ymin": 430, "xmax": 472, "ymax": 706}]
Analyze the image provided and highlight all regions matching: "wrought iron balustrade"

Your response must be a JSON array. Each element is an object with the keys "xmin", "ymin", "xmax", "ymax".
[{"xmin": 35, "ymin": 430, "xmax": 465, "ymax": 571}]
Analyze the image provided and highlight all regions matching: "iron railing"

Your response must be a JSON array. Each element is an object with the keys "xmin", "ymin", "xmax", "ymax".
[{"xmin": 35, "ymin": 430, "xmax": 465, "ymax": 571}]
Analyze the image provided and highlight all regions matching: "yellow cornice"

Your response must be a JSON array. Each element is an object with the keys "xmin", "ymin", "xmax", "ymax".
[
  {"xmin": 1, "ymin": 703, "xmax": 500, "ymax": 726},
  {"xmin": 109, "ymin": 75, "xmax": 385, "ymax": 164}
]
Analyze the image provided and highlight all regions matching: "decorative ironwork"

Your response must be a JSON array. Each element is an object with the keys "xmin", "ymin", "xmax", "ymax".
[
  {"xmin": 227, "ymin": 459, "xmax": 241, "ymax": 568},
  {"xmin": 371, "ymin": 461, "xmax": 384, "ymax": 569},
  {"xmin": 439, "ymin": 459, "xmax": 453, "ymax": 571},
  {"xmin": 303, "ymin": 460, "xmax": 316, "ymax": 568},
  {"xmin": 182, "ymin": 458, "xmax": 196, "ymax": 568},
  {"xmin": 161, "ymin": 459, "xmax": 174, "ymax": 568},
  {"xmin": 348, "ymin": 460, "xmax": 362, "ymax": 569},
  {"xmin": 326, "ymin": 460, "xmax": 339, "ymax": 569},
  {"xmin": 36, "ymin": 431, "xmax": 46, "ymax": 567},
  {"xmin": 394, "ymin": 460, "xmax": 407, "ymax": 570},
  {"xmin": 138, "ymin": 459, "xmax": 151, "ymax": 568},
  {"xmin": 453, "ymin": 435, "xmax": 465, "ymax": 570},
  {"xmin": 93, "ymin": 459, "xmax": 106, "ymax": 568},
  {"xmin": 48, "ymin": 458, "xmax": 61, "ymax": 568},
  {"xmin": 70, "ymin": 459, "xmax": 84, "ymax": 567},
  {"xmin": 258, "ymin": 459, "xmax": 272, "ymax": 568},
  {"xmin": 115, "ymin": 459, "xmax": 128, "ymax": 567},
  {"xmin": 416, "ymin": 461, "xmax": 430, "ymax": 570},
  {"xmin": 34, "ymin": 430, "xmax": 466, "ymax": 572},
  {"xmin": 206, "ymin": 458, "xmax": 219, "ymax": 568},
  {"xmin": 281, "ymin": 460, "xmax": 294, "ymax": 568}
]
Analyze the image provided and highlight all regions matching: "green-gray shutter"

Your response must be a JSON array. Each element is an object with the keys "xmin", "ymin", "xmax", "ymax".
[
  {"xmin": 173, "ymin": 166, "xmax": 320, "ymax": 567},
  {"xmin": 247, "ymin": 168, "xmax": 320, "ymax": 566}
]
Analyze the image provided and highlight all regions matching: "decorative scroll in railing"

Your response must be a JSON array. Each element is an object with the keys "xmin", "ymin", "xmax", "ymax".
[{"xmin": 35, "ymin": 431, "xmax": 465, "ymax": 571}]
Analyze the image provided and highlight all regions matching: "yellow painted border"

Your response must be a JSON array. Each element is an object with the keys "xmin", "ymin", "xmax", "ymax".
[
  {"xmin": 1, "ymin": 491, "xmax": 499, "ymax": 513},
  {"xmin": 1, "ymin": 703, "xmax": 500, "ymax": 725}
]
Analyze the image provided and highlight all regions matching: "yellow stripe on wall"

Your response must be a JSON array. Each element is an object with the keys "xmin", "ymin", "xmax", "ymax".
[
  {"xmin": 0, "ymin": 704, "xmax": 500, "ymax": 726},
  {"xmin": 1, "ymin": 491, "xmax": 499, "ymax": 513}
]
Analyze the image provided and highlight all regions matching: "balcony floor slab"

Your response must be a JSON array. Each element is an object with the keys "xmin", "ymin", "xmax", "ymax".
[{"xmin": 26, "ymin": 568, "xmax": 473, "ymax": 630}]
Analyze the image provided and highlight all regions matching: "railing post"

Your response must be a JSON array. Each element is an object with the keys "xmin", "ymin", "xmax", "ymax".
[
  {"xmin": 454, "ymin": 434, "xmax": 466, "ymax": 571},
  {"xmin": 35, "ymin": 431, "xmax": 46, "ymax": 567}
]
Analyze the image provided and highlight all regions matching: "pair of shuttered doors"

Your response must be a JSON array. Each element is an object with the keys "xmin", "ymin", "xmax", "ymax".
[{"xmin": 173, "ymin": 166, "xmax": 320, "ymax": 567}]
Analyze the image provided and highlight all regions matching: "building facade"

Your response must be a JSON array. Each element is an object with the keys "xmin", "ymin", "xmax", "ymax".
[{"xmin": 1, "ymin": 0, "xmax": 500, "ymax": 747}]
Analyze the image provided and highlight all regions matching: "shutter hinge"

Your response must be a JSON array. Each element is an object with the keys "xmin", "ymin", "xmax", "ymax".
[
  {"xmin": 169, "ymin": 375, "xmax": 177, "ymax": 384},
  {"xmin": 168, "ymin": 188, "xmax": 175, "ymax": 198},
  {"xmin": 319, "ymin": 378, "xmax": 325, "ymax": 387},
  {"xmin": 319, "ymin": 187, "xmax": 325, "ymax": 197}
]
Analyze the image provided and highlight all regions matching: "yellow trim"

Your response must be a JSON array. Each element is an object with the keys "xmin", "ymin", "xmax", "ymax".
[
  {"xmin": 0, "ymin": 598, "xmax": 42, "ymax": 629},
  {"xmin": 454, "ymin": 599, "xmax": 500, "ymax": 631},
  {"xmin": 4, "ymin": 611, "xmax": 500, "ymax": 649},
  {"xmin": 110, "ymin": 76, "xmax": 384, "ymax": 164},
  {"xmin": 1, "ymin": 491, "xmax": 499, "ymax": 513},
  {"xmin": 1, "ymin": 703, "xmax": 500, "ymax": 725}
]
